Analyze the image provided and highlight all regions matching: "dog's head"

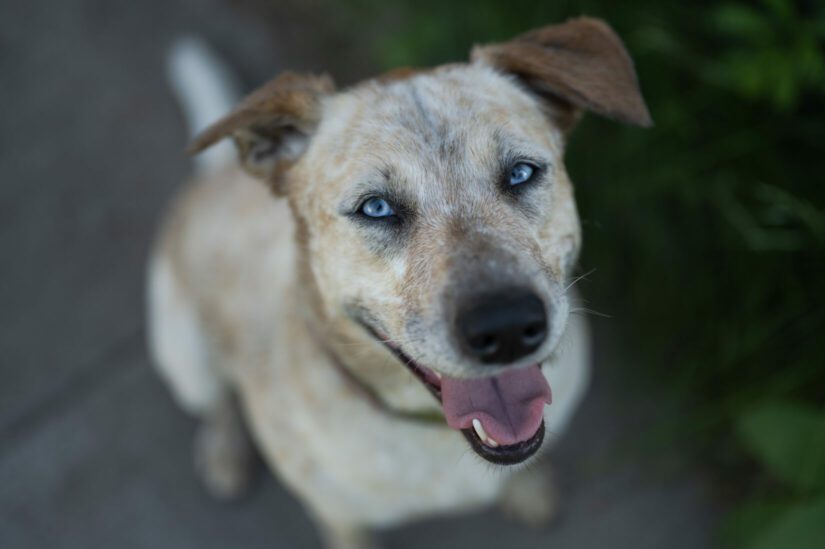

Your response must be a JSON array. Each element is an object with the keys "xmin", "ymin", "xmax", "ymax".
[{"xmin": 191, "ymin": 18, "xmax": 650, "ymax": 464}]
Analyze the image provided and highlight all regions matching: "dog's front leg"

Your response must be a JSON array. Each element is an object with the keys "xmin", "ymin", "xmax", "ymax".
[
  {"xmin": 318, "ymin": 520, "xmax": 377, "ymax": 549},
  {"xmin": 193, "ymin": 394, "xmax": 256, "ymax": 500},
  {"xmin": 498, "ymin": 457, "xmax": 560, "ymax": 528}
]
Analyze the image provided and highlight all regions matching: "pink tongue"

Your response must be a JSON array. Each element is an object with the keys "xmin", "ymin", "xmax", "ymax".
[{"xmin": 440, "ymin": 365, "xmax": 552, "ymax": 446}]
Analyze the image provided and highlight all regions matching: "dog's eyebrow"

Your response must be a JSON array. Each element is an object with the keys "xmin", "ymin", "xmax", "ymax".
[
  {"xmin": 493, "ymin": 128, "xmax": 554, "ymax": 168},
  {"xmin": 337, "ymin": 169, "xmax": 414, "ymax": 214},
  {"xmin": 377, "ymin": 165, "xmax": 393, "ymax": 182}
]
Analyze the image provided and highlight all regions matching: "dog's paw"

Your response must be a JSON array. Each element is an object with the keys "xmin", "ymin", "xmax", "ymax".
[
  {"xmin": 320, "ymin": 522, "xmax": 379, "ymax": 549},
  {"xmin": 499, "ymin": 462, "xmax": 560, "ymax": 529},
  {"xmin": 194, "ymin": 414, "xmax": 255, "ymax": 500}
]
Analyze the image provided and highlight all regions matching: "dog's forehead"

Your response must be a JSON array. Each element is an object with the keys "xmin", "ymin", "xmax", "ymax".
[
  {"xmin": 357, "ymin": 66, "xmax": 534, "ymax": 137},
  {"xmin": 305, "ymin": 64, "xmax": 560, "ymax": 201}
]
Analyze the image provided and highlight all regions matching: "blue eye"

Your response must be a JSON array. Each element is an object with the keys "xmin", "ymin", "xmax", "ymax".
[
  {"xmin": 509, "ymin": 163, "xmax": 535, "ymax": 186},
  {"xmin": 360, "ymin": 197, "xmax": 396, "ymax": 218}
]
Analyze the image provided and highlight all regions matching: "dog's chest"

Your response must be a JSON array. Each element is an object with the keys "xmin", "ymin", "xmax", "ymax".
[{"xmin": 236, "ymin": 344, "xmax": 510, "ymax": 526}]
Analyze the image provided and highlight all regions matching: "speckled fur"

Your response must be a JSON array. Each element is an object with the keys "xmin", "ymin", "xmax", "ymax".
[{"xmin": 149, "ymin": 18, "xmax": 650, "ymax": 548}]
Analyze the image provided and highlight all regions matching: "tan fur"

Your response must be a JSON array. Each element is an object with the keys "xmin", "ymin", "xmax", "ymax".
[
  {"xmin": 373, "ymin": 66, "xmax": 426, "ymax": 84},
  {"xmin": 188, "ymin": 72, "xmax": 335, "ymax": 191},
  {"xmin": 149, "ymin": 17, "xmax": 649, "ymax": 548},
  {"xmin": 472, "ymin": 17, "xmax": 652, "ymax": 129}
]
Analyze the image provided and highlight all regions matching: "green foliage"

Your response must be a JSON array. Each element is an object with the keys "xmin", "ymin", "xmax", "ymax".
[
  {"xmin": 723, "ymin": 497, "xmax": 825, "ymax": 549},
  {"xmin": 749, "ymin": 499, "xmax": 825, "ymax": 549},
  {"xmin": 710, "ymin": 0, "xmax": 825, "ymax": 110},
  {"xmin": 721, "ymin": 499, "xmax": 792, "ymax": 549},
  {"xmin": 328, "ymin": 0, "xmax": 825, "ymax": 545},
  {"xmin": 737, "ymin": 402, "xmax": 825, "ymax": 492},
  {"xmin": 725, "ymin": 403, "xmax": 825, "ymax": 548}
]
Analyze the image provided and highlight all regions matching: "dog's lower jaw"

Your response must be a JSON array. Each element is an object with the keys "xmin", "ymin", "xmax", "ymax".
[{"xmin": 462, "ymin": 420, "xmax": 546, "ymax": 465}]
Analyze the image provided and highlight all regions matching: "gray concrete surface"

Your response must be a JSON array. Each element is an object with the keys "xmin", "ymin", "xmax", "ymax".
[{"xmin": 0, "ymin": 0, "xmax": 719, "ymax": 547}]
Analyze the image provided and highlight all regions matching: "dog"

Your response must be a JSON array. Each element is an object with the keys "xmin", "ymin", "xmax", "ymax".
[{"xmin": 148, "ymin": 17, "xmax": 651, "ymax": 549}]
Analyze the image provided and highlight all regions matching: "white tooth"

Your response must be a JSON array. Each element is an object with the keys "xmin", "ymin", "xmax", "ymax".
[
  {"xmin": 472, "ymin": 418, "xmax": 500, "ymax": 448},
  {"xmin": 433, "ymin": 371, "xmax": 442, "ymax": 380},
  {"xmin": 472, "ymin": 418, "xmax": 486, "ymax": 440},
  {"xmin": 472, "ymin": 419, "xmax": 490, "ymax": 444}
]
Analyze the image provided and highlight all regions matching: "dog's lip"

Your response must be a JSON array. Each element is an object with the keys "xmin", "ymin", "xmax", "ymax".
[
  {"xmin": 463, "ymin": 419, "xmax": 545, "ymax": 465},
  {"xmin": 375, "ymin": 330, "xmax": 443, "ymax": 400},
  {"xmin": 356, "ymin": 320, "xmax": 547, "ymax": 465}
]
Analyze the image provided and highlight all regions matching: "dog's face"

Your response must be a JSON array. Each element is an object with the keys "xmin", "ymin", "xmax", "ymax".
[
  {"xmin": 191, "ymin": 18, "xmax": 650, "ymax": 464},
  {"xmin": 294, "ymin": 64, "xmax": 578, "ymax": 376}
]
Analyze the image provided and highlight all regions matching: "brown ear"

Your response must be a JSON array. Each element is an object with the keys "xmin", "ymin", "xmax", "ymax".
[
  {"xmin": 471, "ymin": 17, "xmax": 652, "ymax": 131},
  {"xmin": 188, "ymin": 71, "xmax": 335, "ymax": 192}
]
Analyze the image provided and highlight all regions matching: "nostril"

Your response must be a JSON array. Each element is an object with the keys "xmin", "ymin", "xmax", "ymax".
[
  {"xmin": 456, "ymin": 289, "xmax": 549, "ymax": 364},
  {"xmin": 521, "ymin": 322, "xmax": 546, "ymax": 347},
  {"xmin": 469, "ymin": 333, "xmax": 499, "ymax": 357}
]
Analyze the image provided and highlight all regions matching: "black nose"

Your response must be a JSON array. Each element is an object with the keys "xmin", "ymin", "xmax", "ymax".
[{"xmin": 456, "ymin": 290, "xmax": 548, "ymax": 364}]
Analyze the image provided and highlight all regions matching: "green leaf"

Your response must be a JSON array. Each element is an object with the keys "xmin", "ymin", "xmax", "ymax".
[
  {"xmin": 760, "ymin": 0, "xmax": 795, "ymax": 23},
  {"xmin": 751, "ymin": 499, "xmax": 825, "ymax": 549},
  {"xmin": 736, "ymin": 403, "xmax": 825, "ymax": 492},
  {"xmin": 721, "ymin": 499, "xmax": 790, "ymax": 548},
  {"xmin": 712, "ymin": 4, "xmax": 771, "ymax": 41}
]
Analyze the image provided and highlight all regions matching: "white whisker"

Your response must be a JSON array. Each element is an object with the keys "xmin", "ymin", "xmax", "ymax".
[
  {"xmin": 570, "ymin": 307, "xmax": 612, "ymax": 319},
  {"xmin": 564, "ymin": 268, "xmax": 596, "ymax": 292}
]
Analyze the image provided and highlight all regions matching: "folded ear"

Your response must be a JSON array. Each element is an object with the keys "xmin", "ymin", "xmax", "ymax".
[
  {"xmin": 188, "ymin": 71, "xmax": 335, "ymax": 193},
  {"xmin": 471, "ymin": 17, "xmax": 652, "ymax": 132}
]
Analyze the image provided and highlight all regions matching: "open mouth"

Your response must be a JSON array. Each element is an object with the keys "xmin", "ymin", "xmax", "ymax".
[{"xmin": 361, "ymin": 323, "xmax": 551, "ymax": 465}]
